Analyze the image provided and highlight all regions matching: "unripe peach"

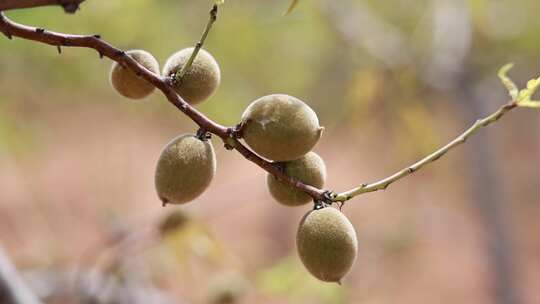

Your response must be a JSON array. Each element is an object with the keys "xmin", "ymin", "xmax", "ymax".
[
  {"xmin": 155, "ymin": 134, "xmax": 216, "ymax": 205},
  {"xmin": 267, "ymin": 152, "xmax": 326, "ymax": 206},
  {"xmin": 241, "ymin": 94, "xmax": 323, "ymax": 161},
  {"xmin": 162, "ymin": 48, "xmax": 221, "ymax": 105},
  {"xmin": 297, "ymin": 207, "xmax": 357, "ymax": 283},
  {"xmin": 109, "ymin": 49, "xmax": 159, "ymax": 99}
]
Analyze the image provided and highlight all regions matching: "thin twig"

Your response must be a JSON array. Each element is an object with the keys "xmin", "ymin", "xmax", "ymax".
[
  {"xmin": 174, "ymin": 4, "xmax": 218, "ymax": 84},
  {"xmin": 332, "ymin": 101, "xmax": 518, "ymax": 202},
  {"xmin": 0, "ymin": 8, "xmax": 327, "ymax": 202}
]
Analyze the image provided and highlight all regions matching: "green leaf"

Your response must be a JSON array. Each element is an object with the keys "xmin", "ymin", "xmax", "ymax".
[
  {"xmin": 284, "ymin": 0, "xmax": 300, "ymax": 15},
  {"xmin": 516, "ymin": 76, "xmax": 540, "ymax": 107},
  {"xmin": 497, "ymin": 63, "xmax": 519, "ymax": 100},
  {"xmin": 516, "ymin": 78, "xmax": 540, "ymax": 107},
  {"xmin": 497, "ymin": 63, "xmax": 540, "ymax": 108},
  {"xmin": 526, "ymin": 77, "xmax": 540, "ymax": 92}
]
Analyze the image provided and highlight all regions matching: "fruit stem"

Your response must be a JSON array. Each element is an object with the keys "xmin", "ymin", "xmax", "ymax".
[
  {"xmin": 196, "ymin": 128, "xmax": 212, "ymax": 141},
  {"xmin": 174, "ymin": 4, "xmax": 218, "ymax": 85}
]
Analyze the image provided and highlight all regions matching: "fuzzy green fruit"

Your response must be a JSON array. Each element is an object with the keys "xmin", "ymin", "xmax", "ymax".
[
  {"xmin": 162, "ymin": 47, "xmax": 221, "ymax": 105},
  {"xmin": 241, "ymin": 94, "xmax": 323, "ymax": 161},
  {"xmin": 267, "ymin": 152, "xmax": 326, "ymax": 206},
  {"xmin": 155, "ymin": 134, "xmax": 216, "ymax": 205},
  {"xmin": 109, "ymin": 49, "xmax": 159, "ymax": 99},
  {"xmin": 297, "ymin": 207, "xmax": 358, "ymax": 283}
]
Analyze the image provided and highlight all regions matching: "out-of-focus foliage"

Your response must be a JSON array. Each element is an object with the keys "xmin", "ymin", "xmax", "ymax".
[
  {"xmin": 2, "ymin": 1, "xmax": 540, "ymax": 303},
  {"xmin": 257, "ymin": 256, "xmax": 344, "ymax": 303},
  {"xmin": 285, "ymin": 0, "xmax": 301, "ymax": 15}
]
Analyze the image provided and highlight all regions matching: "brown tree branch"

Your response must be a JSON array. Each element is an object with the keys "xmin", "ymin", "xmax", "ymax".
[
  {"xmin": 2, "ymin": 4, "xmax": 536, "ymax": 207},
  {"xmin": 0, "ymin": 0, "xmax": 85, "ymax": 13},
  {"xmin": 0, "ymin": 10, "xmax": 328, "ymax": 202}
]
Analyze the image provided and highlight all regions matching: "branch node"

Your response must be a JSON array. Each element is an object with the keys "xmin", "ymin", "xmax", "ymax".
[
  {"xmin": 35, "ymin": 27, "xmax": 45, "ymax": 33},
  {"xmin": 273, "ymin": 162, "xmax": 286, "ymax": 174},
  {"xmin": 93, "ymin": 34, "xmax": 101, "ymax": 39},
  {"xmin": 196, "ymin": 128, "xmax": 212, "ymax": 141},
  {"xmin": 210, "ymin": 4, "xmax": 218, "ymax": 21},
  {"xmin": 323, "ymin": 190, "xmax": 336, "ymax": 202},
  {"xmin": 313, "ymin": 200, "xmax": 328, "ymax": 210},
  {"xmin": 227, "ymin": 122, "xmax": 245, "ymax": 139},
  {"xmin": 318, "ymin": 191, "xmax": 343, "ymax": 209},
  {"xmin": 57, "ymin": 45, "xmax": 62, "ymax": 54}
]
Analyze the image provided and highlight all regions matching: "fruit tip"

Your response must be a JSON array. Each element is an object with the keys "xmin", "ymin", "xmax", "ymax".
[{"xmin": 161, "ymin": 198, "xmax": 169, "ymax": 207}]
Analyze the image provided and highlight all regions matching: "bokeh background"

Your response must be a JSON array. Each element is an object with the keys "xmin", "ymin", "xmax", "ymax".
[{"xmin": 1, "ymin": 0, "xmax": 540, "ymax": 303}]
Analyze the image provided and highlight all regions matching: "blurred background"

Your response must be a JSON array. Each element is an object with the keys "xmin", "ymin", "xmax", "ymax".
[{"xmin": 1, "ymin": 0, "xmax": 540, "ymax": 303}]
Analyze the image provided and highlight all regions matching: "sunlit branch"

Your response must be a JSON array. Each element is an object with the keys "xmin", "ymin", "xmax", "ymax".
[{"xmin": 332, "ymin": 101, "xmax": 518, "ymax": 202}]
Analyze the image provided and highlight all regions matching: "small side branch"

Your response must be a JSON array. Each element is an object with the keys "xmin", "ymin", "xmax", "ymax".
[
  {"xmin": 0, "ymin": 247, "xmax": 42, "ymax": 304},
  {"xmin": 332, "ymin": 101, "xmax": 518, "ymax": 202},
  {"xmin": 0, "ymin": 0, "xmax": 85, "ymax": 13},
  {"xmin": 174, "ymin": 4, "xmax": 218, "ymax": 84}
]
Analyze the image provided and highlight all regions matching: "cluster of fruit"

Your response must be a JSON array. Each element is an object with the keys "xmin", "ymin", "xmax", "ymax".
[{"xmin": 109, "ymin": 48, "xmax": 358, "ymax": 283}]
